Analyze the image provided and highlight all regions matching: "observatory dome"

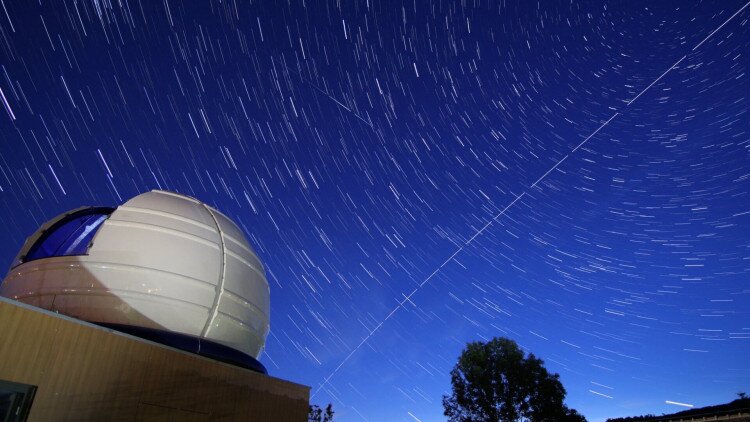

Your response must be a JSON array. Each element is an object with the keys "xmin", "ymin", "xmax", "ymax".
[{"xmin": 1, "ymin": 190, "xmax": 270, "ymax": 363}]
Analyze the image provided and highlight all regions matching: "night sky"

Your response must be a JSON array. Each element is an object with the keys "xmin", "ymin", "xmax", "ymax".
[{"xmin": 1, "ymin": 1, "xmax": 749, "ymax": 420}]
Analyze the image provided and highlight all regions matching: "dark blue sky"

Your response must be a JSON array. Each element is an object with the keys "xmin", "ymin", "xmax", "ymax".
[{"xmin": 1, "ymin": 1, "xmax": 749, "ymax": 420}]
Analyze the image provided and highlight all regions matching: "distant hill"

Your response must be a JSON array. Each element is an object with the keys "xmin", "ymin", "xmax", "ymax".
[{"xmin": 606, "ymin": 397, "xmax": 750, "ymax": 422}]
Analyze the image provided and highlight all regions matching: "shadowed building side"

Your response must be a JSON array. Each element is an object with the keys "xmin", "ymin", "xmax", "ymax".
[{"xmin": 0, "ymin": 297, "xmax": 309, "ymax": 421}]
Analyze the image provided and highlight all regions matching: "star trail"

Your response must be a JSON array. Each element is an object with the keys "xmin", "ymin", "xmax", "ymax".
[{"xmin": 1, "ymin": 1, "xmax": 749, "ymax": 421}]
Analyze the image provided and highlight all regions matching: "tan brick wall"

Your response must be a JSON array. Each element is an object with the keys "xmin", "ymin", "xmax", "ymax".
[{"xmin": 0, "ymin": 298, "xmax": 310, "ymax": 421}]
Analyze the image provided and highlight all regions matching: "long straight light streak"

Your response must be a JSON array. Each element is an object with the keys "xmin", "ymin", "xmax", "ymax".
[
  {"xmin": 286, "ymin": 65, "xmax": 374, "ymax": 128},
  {"xmin": 665, "ymin": 400, "xmax": 694, "ymax": 408},
  {"xmin": 305, "ymin": 80, "xmax": 374, "ymax": 128},
  {"xmin": 311, "ymin": 0, "xmax": 750, "ymax": 399},
  {"xmin": 692, "ymin": 0, "xmax": 750, "ymax": 51},
  {"xmin": 626, "ymin": 56, "xmax": 686, "ymax": 106},
  {"xmin": 312, "ymin": 192, "xmax": 525, "ymax": 398}
]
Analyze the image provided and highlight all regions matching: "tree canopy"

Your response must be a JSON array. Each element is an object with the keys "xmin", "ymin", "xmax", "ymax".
[
  {"xmin": 308, "ymin": 403, "xmax": 334, "ymax": 422},
  {"xmin": 443, "ymin": 337, "xmax": 586, "ymax": 422}
]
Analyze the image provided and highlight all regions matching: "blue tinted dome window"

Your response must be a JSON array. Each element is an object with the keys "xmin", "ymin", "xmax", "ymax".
[{"xmin": 24, "ymin": 208, "xmax": 114, "ymax": 261}]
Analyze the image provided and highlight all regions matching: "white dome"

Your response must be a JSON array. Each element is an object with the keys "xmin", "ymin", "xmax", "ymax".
[{"xmin": 0, "ymin": 190, "xmax": 270, "ymax": 359}]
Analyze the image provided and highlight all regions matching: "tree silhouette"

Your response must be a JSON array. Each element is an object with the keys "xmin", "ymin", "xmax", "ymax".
[
  {"xmin": 308, "ymin": 403, "xmax": 334, "ymax": 422},
  {"xmin": 443, "ymin": 337, "xmax": 586, "ymax": 422}
]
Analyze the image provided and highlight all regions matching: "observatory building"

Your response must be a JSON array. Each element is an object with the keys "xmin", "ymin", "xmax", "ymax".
[{"xmin": 0, "ymin": 190, "xmax": 309, "ymax": 421}]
